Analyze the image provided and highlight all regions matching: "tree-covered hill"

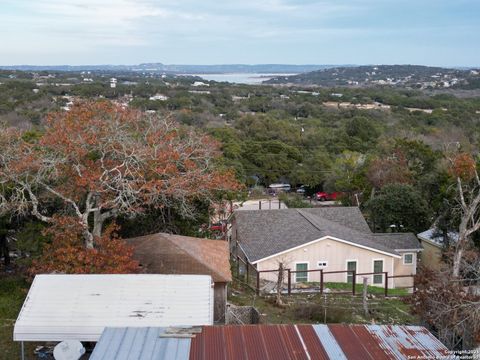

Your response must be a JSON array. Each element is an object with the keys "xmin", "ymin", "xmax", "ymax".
[{"xmin": 265, "ymin": 65, "xmax": 480, "ymax": 89}]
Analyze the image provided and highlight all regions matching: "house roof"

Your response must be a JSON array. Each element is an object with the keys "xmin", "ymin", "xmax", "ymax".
[
  {"xmin": 90, "ymin": 324, "xmax": 450, "ymax": 360},
  {"xmin": 372, "ymin": 233, "xmax": 422, "ymax": 251},
  {"xmin": 13, "ymin": 274, "xmax": 214, "ymax": 342},
  {"xmin": 125, "ymin": 233, "xmax": 232, "ymax": 283},
  {"xmin": 417, "ymin": 228, "xmax": 459, "ymax": 248},
  {"xmin": 234, "ymin": 207, "xmax": 422, "ymax": 263}
]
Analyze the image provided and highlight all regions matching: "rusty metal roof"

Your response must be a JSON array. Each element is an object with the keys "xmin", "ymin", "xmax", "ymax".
[{"xmin": 91, "ymin": 324, "xmax": 452, "ymax": 360}]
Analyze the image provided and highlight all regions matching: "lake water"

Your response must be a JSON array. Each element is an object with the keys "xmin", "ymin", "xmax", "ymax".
[{"xmin": 189, "ymin": 73, "xmax": 297, "ymax": 84}]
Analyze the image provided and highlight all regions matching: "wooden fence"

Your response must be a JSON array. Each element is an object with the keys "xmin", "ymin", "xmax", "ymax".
[{"xmin": 232, "ymin": 257, "xmax": 415, "ymax": 297}]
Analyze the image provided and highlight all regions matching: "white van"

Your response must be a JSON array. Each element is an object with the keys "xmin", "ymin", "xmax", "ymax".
[{"xmin": 268, "ymin": 183, "xmax": 291, "ymax": 193}]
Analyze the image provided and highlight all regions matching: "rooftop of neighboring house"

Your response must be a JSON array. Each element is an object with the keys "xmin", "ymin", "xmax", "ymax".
[
  {"xmin": 234, "ymin": 207, "xmax": 422, "ymax": 263},
  {"xmin": 417, "ymin": 227, "xmax": 459, "ymax": 248},
  {"xmin": 125, "ymin": 232, "xmax": 232, "ymax": 283}
]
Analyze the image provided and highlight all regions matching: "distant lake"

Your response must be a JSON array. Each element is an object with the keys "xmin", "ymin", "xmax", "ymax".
[{"xmin": 189, "ymin": 73, "xmax": 298, "ymax": 84}]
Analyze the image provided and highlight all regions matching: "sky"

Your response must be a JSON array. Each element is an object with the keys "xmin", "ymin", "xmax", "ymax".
[{"xmin": 0, "ymin": 0, "xmax": 479, "ymax": 66}]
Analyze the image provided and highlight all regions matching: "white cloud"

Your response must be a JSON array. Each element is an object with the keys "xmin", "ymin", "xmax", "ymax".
[
  {"xmin": 0, "ymin": 0, "xmax": 478, "ymax": 65},
  {"xmin": 5, "ymin": 0, "xmax": 204, "ymax": 47}
]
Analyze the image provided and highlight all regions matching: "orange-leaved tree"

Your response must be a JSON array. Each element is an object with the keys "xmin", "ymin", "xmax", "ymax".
[
  {"xmin": 0, "ymin": 101, "xmax": 241, "ymax": 249},
  {"xmin": 30, "ymin": 216, "xmax": 139, "ymax": 275}
]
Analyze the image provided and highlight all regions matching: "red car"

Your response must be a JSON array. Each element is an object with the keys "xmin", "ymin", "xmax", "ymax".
[
  {"xmin": 315, "ymin": 191, "xmax": 343, "ymax": 201},
  {"xmin": 209, "ymin": 221, "xmax": 227, "ymax": 232}
]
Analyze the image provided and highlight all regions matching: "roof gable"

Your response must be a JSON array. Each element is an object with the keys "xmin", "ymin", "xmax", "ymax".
[{"xmin": 235, "ymin": 207, "xmax": 421, "ymax": 263}]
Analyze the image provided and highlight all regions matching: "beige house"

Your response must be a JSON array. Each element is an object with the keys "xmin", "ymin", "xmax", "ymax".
[{"xmin": 231, "ymin": 207, "xmax": 422, "ymax": 289}]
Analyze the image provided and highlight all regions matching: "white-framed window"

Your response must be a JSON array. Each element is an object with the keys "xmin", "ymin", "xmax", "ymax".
[
  {"xmin": 346, "ymin": 260, "xmax": 357, "ymax": 283},
  {"xmin": 318, "ymin": 261, "xmax": 328, "ymax": 268},
  {"xmin": 403, "ymin": 253, "xmax": 414, "ymax": 265},
  {"xmin": 373, "ymin": 259, "xmax": 384, "ymax": 284},
  {"xmin": 295, "ymin": 262, "xmax": 308, "ymax": 282}
]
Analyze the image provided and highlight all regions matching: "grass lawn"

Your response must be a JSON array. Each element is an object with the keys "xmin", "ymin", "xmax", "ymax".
[
  {"xmin": 321, "ymin": 282, "xmax": 410, "ymax": 297},
  {"xmin": 229, "ymin": 280, "xmax": 417, "ymax": 325},
  {"xmin": 0, "ymin": 273, "xmax": 38, "ymax": 360}
]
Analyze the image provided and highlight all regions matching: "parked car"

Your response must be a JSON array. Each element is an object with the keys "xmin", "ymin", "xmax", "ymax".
[
  {"xmin": 315, "ymin": 191, "xmax": 343, "ymax": 201},
  {"xmin": 210, "ymin": 220, "xmax": 227, "ymax": 232},
  {"xmin": 296, "ymin": 185, "xmax": 306, "ymax": 194},
  {"xmin": 268, "ymin": 183, "xmax": 291, "ymax": 193}
]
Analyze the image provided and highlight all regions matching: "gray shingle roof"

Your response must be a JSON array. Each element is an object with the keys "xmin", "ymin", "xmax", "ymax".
[
  {"xmin": 372, "ymin": 233, "xmax": 423, "ymax": 250},
  {"xmin": 234, "ymin": 207, "xmax": 422, "ymax": 263}
]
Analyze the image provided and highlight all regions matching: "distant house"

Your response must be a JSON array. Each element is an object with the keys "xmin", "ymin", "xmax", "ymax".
[
  {"xmin": 192, "ymin": 81, "xmax": 209, "ymax": 87},
  {"xmin": 231, "ymin": 207, "xmax": 422, "ymax": 288},
  {"xmin": 149, "ymin": 94, "xmax": 169, "ymax": 101},
  {"xmin": 417, "ymin": 228, "xmax": 458, "ymax": 269},
  {"xmin": 126, "ymin": 233, "xmax": 232, "ymax": 323},
  {"xmin": 90, "ymin": 324, "xmax": 450, "ymax": 360}
]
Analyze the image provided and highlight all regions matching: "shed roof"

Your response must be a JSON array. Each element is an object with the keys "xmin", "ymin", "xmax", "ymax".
[
  {"xmin": 417, "ymin": 228, "xmax": 459, "ymax": 248},
  {"xmin": 14, "ymin": 274, "xmax": 214, "ymax": 342},
  {"xmin": 234, "ymin": 208, "xmax": 421, "ymax": 263},
  {"xmin": 90, "ymin": 324, "xmax": 450, "ymax": 360},
  {"xmin": 125, "ymin": 233, "xmax": 232, "ymax": 283}
]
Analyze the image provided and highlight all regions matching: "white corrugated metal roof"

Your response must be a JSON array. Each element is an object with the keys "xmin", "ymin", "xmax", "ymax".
[{"xmin": 14, "ymin": 274, "xmax": 214, "ymax": 342}]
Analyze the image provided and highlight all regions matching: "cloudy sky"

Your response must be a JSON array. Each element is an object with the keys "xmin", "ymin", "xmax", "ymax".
[{"xmin": 1, "ymin": 0, "xmax": 479, "ymax": 66}]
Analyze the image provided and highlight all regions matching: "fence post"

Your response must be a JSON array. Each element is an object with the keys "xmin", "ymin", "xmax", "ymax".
[
  {"xmin": 320, "ymin": 269, "xmax": 324, "ymax": 295},
  {"xmin": 269, "ymin": 200, "xmax": 271, "ymax": 209},
  {"xmin": 236, "ymin": 255, "xmax": 240, "ymax": 277},
  {"xmin": 384, "ymin": 272, "xmax": 388, "ymax": 297},
  {"xmin": 278, "ymin": 200, "xmax": 281, "ymax": 209},
  {"xmin": 287, "ymin": 269, "xmax": 291, "ymax": 295},
  {"xmin": 246, "ymin": 262, "xmax": 249, "ymax": 283},
  {"xmin": 352, "ymin": 270, "xmax": 356, "ymax": 296},
  {"xmin": 256, "ymin": 271, "xmax": 260, "ymax": 295},
  {"xmin": 362, "ymin": 277, "xmax": 369, "ymax": 317},
  {"xmin": 259, "ymin": 201, "xmax": 261, "ymax": 210}
]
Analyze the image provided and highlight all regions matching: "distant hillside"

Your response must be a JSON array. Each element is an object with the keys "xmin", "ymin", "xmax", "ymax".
[
  {"xmin": 0, "ymin": 63, "xmax": 345, "ymax": 74},
  {"xmin": 264, "ymin": 65, "xmax": 480, "ymax": 89}
]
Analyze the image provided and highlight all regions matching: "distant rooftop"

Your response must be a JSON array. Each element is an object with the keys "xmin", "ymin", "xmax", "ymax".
[{"xmin": 417, "ymin": 228, "xmax": 459, "ymax": 248}]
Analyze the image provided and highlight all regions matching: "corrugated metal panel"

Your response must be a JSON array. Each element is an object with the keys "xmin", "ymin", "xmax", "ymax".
[
  {"xmin": 190, "ymin": 325, "xmax": 312, "ymax": 360},
  {"xmin": 365, "ymin": 325, "xmax": 455, "ymax": 360},
  {"xmin": 235, "ymin": 323, "xmax": 269, "ymax": 359},
  {"xmin": 14, "ymin": 274, "xmax": 214, "ymax": 341},
  {"xmin": 312, "ymin": 324, "xmax": 347, "ymax": 360},
  {"xmin": 296, "ymin": 325, "xmax": 329, "ymax": 360},
  {"xmin": 90, "ymin": 327, "xmax": 191, "ymax": 360},
  {"xmin": 349, "ymin": 325, "xmax": 394, "ymax": 359},
  {"xmin": 91, "ymin": 324, "xmax": 452, "ymax": 359}
]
